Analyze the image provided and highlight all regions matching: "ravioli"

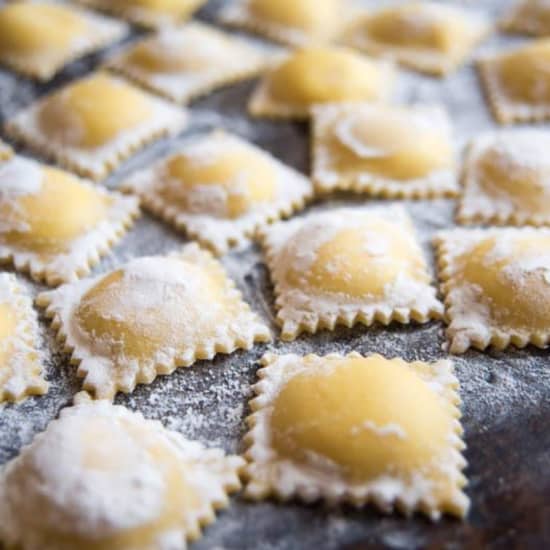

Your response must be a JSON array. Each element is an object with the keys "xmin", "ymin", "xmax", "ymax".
[
  {"xmin": 343, "ymin": 2, "xmax": 490, "ymax": 75},
  {"xmin": 458, "ymin": 129, "xmax": 550, "ymax": 226},
  {"xmin": 260, "ymin": 205, "xmax": 442, "ymax": 340},
  {"xmin": 220, "ymin": 0, "xmax": 349, "ymax": 47},
  {"xmin": 123, "ymin": 131, "xmax": 313, "ymax": 254},
  {"xmin": 0, "ymin": 1, "xmax": 128, "ymax": 81},
  {"xmin": 5, "ymin": 72, "xmax": 187, "ymax": 180},
  {"xmin": 0, "ymin": 156, "xmax": 139, "ymax": 285},
  {"xmin": 0, "ymin": 397, "xmax": 243, "ymax": 550},
  {"xmin": 435, "ymin": 227, "xmax": 550, "ymax": 352},
  {"xmin": 248, "ymin": 46, "xmax": 394, "ymax": 119},
  {"xmin": 106, "ymin": 22, "xmax": 268, "ymax": 104},
  {"xmin": 501, "ymin": 0, "xmax": 550, "ymax": 37},
  {"xmin": 312, "ymin": 102, "xmax": 457, "ymax": 197},
  {"xmin": 243, "ymin": 352, "xmax": 468, "ymax": 519},
  {"xmin": 478, "ymin": 39, "xmax": 550, "ymax": 124},
  {"xmin": 0, "ymin": 273, "xmax": 48, "ymax": 403},
  {"xmin": 37, "ymin": 244, "xmax": 271, "ymax": 398}
]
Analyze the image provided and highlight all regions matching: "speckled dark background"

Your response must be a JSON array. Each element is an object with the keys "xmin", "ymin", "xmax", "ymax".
[{"xmin": 0, "ymin": 1, "xmax": 549, "ymax": 549}]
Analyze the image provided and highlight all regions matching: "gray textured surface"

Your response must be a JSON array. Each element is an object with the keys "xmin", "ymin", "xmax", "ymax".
[{"xmin": 0, "ymin": 1, "xmax": 549, "ymax": 549}]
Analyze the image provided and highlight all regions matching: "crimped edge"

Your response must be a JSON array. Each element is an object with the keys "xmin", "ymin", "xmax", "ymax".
[
  {"xmin": 104, "ymin": 22, "xmax": 270, "ymax": 105},
  {"xmin": 0, "ymin": 161, "xmax": 140, "ymax": 286},
  {"xmin": 434, "ymin": 227, "xmax": 550, "ymax": 353},
  {"xmin": 4, "ymin": 73, "xmax": 188, "ymax": 181},
  {"xmin": 0, "ymin": 273, "xmax": 48, "ymax": 403},
  {"xmin": 121, "ymin": 129, "xmax": 314, "ymax": 255},
  {"xmin": 258, "ymin": 205, "xmax": 444, "ymax": 341},
  {"xmin": 76, "ymin": 0, "xmax": 206, "ymax": 28},
  {"xmin": 248, "ymin": 52, "xmax": 395, "ymax": 120},
  {"xmin": 477, "ymin": 50, "xmax": 550, "ymax": 125},
  {"xmin": 241, "ymin": 351, "xmax": 469, "ymax": 520},
  {"xmin": 456, "ymin": 131, "xmax": 550, "ymax": 227},
  {"xmin": 342, "ymin": 9, "xmax": 491, "ymax": 77},
  {"xmin": 0, "ymin": 4, "xmax": 129, "ymax": 81},
  {"xmin": 36, "ymin": 243, "xmax": 272, "ymax": 399},
  {"xmin": 311, "ymin": 102, "xmax": 459, "ymax": 199}
]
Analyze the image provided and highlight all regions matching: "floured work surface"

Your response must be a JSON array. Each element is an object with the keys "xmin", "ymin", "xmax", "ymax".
[{"xmin": 0, "ymin": 0, "xmax": 548, "ymax": 548}]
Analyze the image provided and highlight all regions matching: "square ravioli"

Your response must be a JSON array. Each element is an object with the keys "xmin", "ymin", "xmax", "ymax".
[
  {"xmin": 105, "ymin": 22, "xmax": 269, "ymax": 104},
  {"xmin": 435, "ymin": 227, "xmax": 550, "ymax": 353},
  {"xmin": 219, "ymin": 0, "xmax": 352, "ymax": 47},
  {"xmin": 312, "ymin": 102, "xmax": 457, "ymax": 198},
  {"xmin": 342, "ymin": 2, "xmax": 490, "ymax": 76},
  {"xmin": 249, "ymin": 46, "xmax": 394, "ymax": 120},
  {"xmin": 0, "ymin": 398, "xmax": 244, "ymax": 550},
  {"xmin": 122, "ymin": 131, "xmax": 313, "ymax": 255},
  {"xmin": 478, "ymin": 39, "xmax": 550, "ymax": 124},
  {"xmin": 0, "ymin": 273, "xmax": 48, "ymax": 403},
  {"xmin": 458, "ymin": 129, "xmax": 550, "ymax": 226},
  {"xmin": 0, "ymin": 140, "xmax": 12, "ymax": 162},
  {"xmin": 260, "ymin": 205, "xmax": 443, "ymax": 340},
  {"xmin": 0, "ymin": 156, "xmax": 139, "ymax": 285},
  {"xmin": 0, "ymin": 1, "xmax": 128, "ymax": 81},
  {"xmin": 243, "ymin": 352, "xmax": 468, "ymax": 520},
  {"xmin": 5, "ymin": 72, "xmax": 187, "ymax": 181},
  {"xmin": 501, "ymin": 0, "xmax": 550, "ymax": 36},
  {"xmin": 37, "ymin": 243, "xmax": 271, "ymax": 399},
  {"xmin": 77, "ymin": 0, "xmax": 206, "ymax": 28}
]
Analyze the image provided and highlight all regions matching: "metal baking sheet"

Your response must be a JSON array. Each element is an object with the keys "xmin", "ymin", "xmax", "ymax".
[{"xmin": 0, "ymin": 1, "xmax": 548, "ymax": 548}]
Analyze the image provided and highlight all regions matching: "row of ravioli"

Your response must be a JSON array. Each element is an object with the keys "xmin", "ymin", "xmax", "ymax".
[
  {"xmin": 0, "ymin": 350, "xmax": 468, "ymax": 550},
  {"xmin": 3, "ymin": 1, "xmax": 550, "ymax": 120}
]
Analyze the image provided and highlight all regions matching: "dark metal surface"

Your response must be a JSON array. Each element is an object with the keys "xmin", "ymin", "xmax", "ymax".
[{"xmin": 0, "ymin": 1, "xmax": 549, "ymax": 549}]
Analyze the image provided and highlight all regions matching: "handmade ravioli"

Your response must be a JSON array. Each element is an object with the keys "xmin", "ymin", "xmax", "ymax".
[
  {"xmin": 435, "ymin": 228, "xmax": 550, "ymax": 353},
  {"xmin": 78, "ymin": 0, "xmax": 206, "ymax": 28},
  {"xmin": 123, "ymin": 131, "xmax": 313, "ymax": 254},
  {"xmin": 0, "ymin": 156, "xmax": 139, "ymax": 285},
  {"xmin": 220, "ymin": 0, "xmax": 349, "ymax": 47},
  {"xmin": 458, "ymin": 130, "xmax": 550, "ymax": 226},
  {"xmin": 260, "ymin": 206, "xmax": 442, "ymax": 340},
  {"xmin": 0, "ymin": 398, "xmax": 244, "ymax": 550},
  {"xmin": 5, "ymin": 72, "xmax": 187, "ymax": 180},
  {"xmin": 312, "ymin": 102, "xmax": 457, "ymax": 197},
  {"xmin": 343, "ymin": 2, "xmax": 489, "ymax": 76},
  {"xmin": 0, "ymin": 1, "xmax": 128, "ymax": 81},
  {"xmin": 248, "ymin": 46, "xmax": 394, "ymax": 119},
  {"xmin": 0, "ymin": 273, "xmax": 48, "ymax": 403},
  {"xmin": 37, "ymin": 244, "xmax": 271, "ymax": 398},
  {"xmin": 106, "ymin": 22, "xmax": 269, "ymax": 104},
  {"xmin": 243, "ymin": 352, "xmax": 468, "ymax": 519},
  {"xmin": 501, "ymin": 0, "xmax": 550, "ymax": 36},
  {"xmin": 478, "ymin": 39, "xmax": 550, "ymax": 123}
]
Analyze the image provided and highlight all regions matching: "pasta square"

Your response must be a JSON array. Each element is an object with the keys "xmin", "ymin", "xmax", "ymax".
[
  {"xmin": 501, "ymin": 0, "xmax": 550, "ymax": 37},
  {"xmin": 0, "ymin": 156, "xmax": 139, "ymax": 285},
  {"xmin": 243, "ymin": 352, "xmax": 468, "ymax": 520},
  {"xmin": 5, "ymin": 72, "xmax": 187, "ymax": 181},
  {"xmin": 312, "ymin": 102, "xmax": 457, "ymax": 198},
  {"xmin": 105, "ymin": 22, "xmax": 269, "ymax": 104},
  {"xmin": 0, "ymin": 1, "xmax": 128, "ymax": 81},
  {"xmin": 0, "ymin": 273, "xmax": 48, "ymax": 403},
  {"xmin": 458, "ymin": 129, "xmax": 550, "ymax": 226},
  {"xmin": 249, "ymin": 46, "xmax": 394, "ymax": 120},
  {"xmin": 435, "ymin": 227, "xmax": 550, "ymax": 353},
  {"xmin": 37, "ymin": 243, "xmax": 271, "ymax": 399},
  {"xmin": 478, "ymin": 39, "xmax": 550, "ymax": 124},
  {"xmin": 260, "ymin": 205, "xmax": 443, "ymax": 341},
  {"xmin": 123, "ymin": 130, "xmax": 313, "ymax": 255},
  {"xmin": 342, "ymin": 2, "xmax": 490, "ymax": 76}
]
